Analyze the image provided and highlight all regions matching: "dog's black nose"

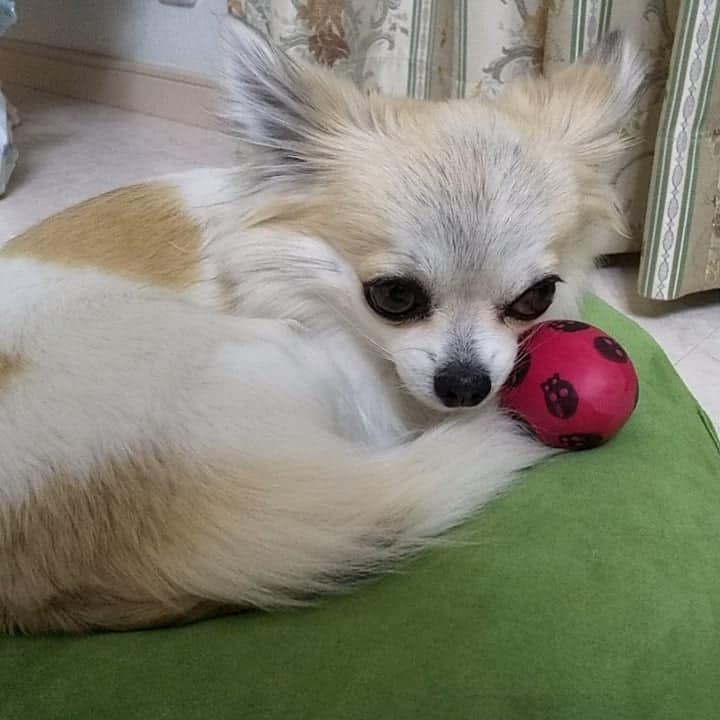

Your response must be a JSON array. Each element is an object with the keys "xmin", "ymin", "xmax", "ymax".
[{"xmin": 434, "ymin": 362, "xmax": 492, "ymax": 408}]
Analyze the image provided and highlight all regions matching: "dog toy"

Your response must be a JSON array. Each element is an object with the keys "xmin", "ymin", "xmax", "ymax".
[{"xmin": 500, "ymin": 320, "xmax": 638, "ymax": 450}]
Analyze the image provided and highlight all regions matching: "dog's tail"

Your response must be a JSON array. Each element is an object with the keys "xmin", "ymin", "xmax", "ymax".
[
  {"xmin": 3, "ymin": 407, "xmax": 551, "ymax": 633},
  {"xmin": 169, "ymin": 414, "xmax": 552, "ymax": 610}
]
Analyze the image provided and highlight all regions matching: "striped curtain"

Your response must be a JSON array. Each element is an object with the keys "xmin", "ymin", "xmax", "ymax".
[{"xmin": 229, "ymin": 0, "xmax": 720, "ymax": 301}]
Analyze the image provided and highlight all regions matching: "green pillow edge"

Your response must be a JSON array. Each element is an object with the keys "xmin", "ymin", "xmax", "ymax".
[{"xmin": 2, "ymin": 296, "xmax": 720, "ymax": 720}]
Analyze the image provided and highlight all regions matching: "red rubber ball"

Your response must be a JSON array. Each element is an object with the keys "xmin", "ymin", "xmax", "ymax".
[{"xmin": 500, "ymin": 320, "xmax": 639, "ymax": 451}]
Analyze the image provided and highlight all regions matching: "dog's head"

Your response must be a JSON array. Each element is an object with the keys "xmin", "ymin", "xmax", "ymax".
[{"xmin": 221, "ymin": 22, "xmax": 646, "ymax": 412}]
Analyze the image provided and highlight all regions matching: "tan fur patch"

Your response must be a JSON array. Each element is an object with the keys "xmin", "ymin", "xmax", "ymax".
[
  {"xmin": 0, "ymin": 450, "xmax": 225, "ymax": 634},
  {"xmin": 243, "ymin": 193, "xmax": 391, "ymax": 273},
  {"xmin": 2, "ymin": 184, "xmax": 202, "ymax": 288},
  {"xmin": 0, "ymin": 353, "xmax": 25, "ymax": 389}
]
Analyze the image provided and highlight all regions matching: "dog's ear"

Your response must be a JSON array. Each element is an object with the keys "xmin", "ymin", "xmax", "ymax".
[
  {"xmin": 496, "ymin": 30, "xmax": 647, "ymax": 167},
  {"xmin": 220, "ymin": 20, "xmax": 371, "ymax": 174}
]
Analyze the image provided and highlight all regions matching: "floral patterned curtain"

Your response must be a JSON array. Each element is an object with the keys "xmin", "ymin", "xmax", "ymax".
[{"xmin": 228, "ymin": 0, "xmax": 720, "ymax": 301}]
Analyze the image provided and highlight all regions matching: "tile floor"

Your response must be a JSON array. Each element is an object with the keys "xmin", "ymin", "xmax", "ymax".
[{"xmin": 2, "ymin": 86, "xmax": 719, "ymax": 430}]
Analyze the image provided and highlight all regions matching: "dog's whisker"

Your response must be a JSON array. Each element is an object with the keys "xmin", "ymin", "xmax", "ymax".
[{"xmin": 394, "ymin": 348, "xmax": 437, "ymax": 360}]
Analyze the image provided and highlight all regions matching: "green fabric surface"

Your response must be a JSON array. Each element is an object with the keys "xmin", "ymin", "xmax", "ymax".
[{"xmin": 2, "ymin": 297, "xmax": 719, "ymax": 720}]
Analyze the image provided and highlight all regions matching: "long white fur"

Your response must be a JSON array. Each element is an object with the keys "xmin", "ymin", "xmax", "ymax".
[
  {"xmin": 0, "ymin": 258, "xmax": 549, "ymax": 604},
  {"xmin": 0, "ymin": 23, "xmax": 647, "ymax": 632}
]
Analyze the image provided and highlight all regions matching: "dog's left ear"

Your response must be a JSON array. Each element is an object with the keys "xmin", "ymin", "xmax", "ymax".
[
  {"xmin": 220, "ymin": 19, "xmax": 372, "ymax": 176},
  {"xmin": 496, "ymin": 30, "xmax": 647, "ymax": 167}
]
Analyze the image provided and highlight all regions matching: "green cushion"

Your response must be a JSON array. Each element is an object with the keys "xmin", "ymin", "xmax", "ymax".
[{"xmin": 2, "ymin": 297, "xmax": 719, "ymax": 720}]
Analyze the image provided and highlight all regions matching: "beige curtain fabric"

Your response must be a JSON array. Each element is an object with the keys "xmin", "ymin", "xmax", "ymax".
[
  {"xmin": 638, "ymin": 0, "xmax": 720, "ymax": 299},
  {"xmin": 228, "ymin": 1, "xmax": 720, "ymax": 301}
]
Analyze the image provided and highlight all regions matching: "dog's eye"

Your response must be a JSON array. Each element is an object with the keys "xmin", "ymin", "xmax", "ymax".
[
  {"xmin": 364, "ymin": 277, "xmax": 431, "ymax": 321},
  {"xmin": 504, "ymin": 275, "xmax": 562, "ymax": 321}
]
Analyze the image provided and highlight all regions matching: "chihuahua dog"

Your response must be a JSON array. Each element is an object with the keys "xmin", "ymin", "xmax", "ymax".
[{"xmin": 0, "ymin": 23, "xmax": 645, "ymax": 633}]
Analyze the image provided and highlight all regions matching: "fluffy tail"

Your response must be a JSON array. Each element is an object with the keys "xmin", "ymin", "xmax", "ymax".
[
  {"xmin": 169, "ymin": 413, "xmax": 552, "ymax": 610},
  {"xmin": 2, "ymin": 406, "xmax": 551, "ymax": 634}
]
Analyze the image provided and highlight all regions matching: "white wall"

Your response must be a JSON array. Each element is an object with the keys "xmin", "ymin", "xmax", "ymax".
[{"xmin": 7, "ymin": 0, "xmax": 228, "ymax": 76}]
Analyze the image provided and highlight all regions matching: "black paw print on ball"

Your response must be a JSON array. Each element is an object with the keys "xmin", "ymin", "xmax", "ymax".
[
  {"xmin": 548, "ymin": 321, "xmax": 590, "ymax": 333},
  {"xmin": 542, "ymin": 373, "xmax": 579, "ymax": 419},
  {"xmin": 593, "ymin": 336, "xmax": 628, "ymax": 363},
  {"xmin": 559, "ymin": 433, "xmax": 604, "ymax": 450}
]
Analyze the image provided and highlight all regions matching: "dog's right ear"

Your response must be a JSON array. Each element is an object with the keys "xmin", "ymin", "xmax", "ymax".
[
  {"xmin": 496, "ymin": 30, "xmax": 647, "ymax": 168},
  {"xmin": 220, "ymin": 20, "xmax": 371, "ymax": 175}
]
